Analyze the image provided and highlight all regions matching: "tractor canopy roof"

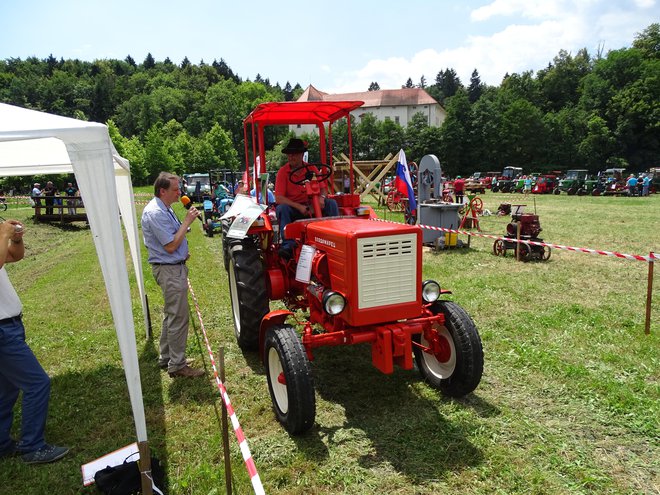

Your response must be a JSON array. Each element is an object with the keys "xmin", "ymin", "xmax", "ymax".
[{"xmin": 243, "ymin": 101, "xmax": 364, "ymax": 126}]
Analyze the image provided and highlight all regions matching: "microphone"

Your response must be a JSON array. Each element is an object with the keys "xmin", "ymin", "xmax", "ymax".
[{"xmin": 180, "ymin": 195, "xmax": 203, "ymax": 222}]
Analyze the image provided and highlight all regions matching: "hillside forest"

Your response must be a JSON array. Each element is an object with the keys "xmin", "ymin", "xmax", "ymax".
[{"xmin": 0, "ymin": 23, "xmax": 657, "ymax": 188}]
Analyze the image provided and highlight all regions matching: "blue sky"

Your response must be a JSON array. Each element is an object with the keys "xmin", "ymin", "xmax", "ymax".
[{"xmin": 1, "ymin": 0, "xmax": 657, "ymax": 93}]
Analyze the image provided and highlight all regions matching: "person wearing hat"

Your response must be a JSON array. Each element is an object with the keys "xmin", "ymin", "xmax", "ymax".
[
  {"xmin": 275, "ymin": 138, "xmax": 339, "ymax": 259},
  {"xmin": 453, "ymin": 175, "xmax": 465, "ymax": 204},
  {"xmin": 30, "ymin": 183, "xmax": 42, "ymax": 216}
]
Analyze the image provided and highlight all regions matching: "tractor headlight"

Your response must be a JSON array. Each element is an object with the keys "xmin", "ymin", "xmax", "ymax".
[
  {"xmin": 421, "ymin": 280, "xmax": 441, "ymax": 303},
  {"xmin": 322, "ymin": 291, "xmax": 346, "ymax": 315}
]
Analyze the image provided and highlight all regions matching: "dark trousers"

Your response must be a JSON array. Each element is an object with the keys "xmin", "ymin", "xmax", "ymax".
[
  {"xmin": 276, "ymin": 199, "xmax": 339, "ymax": 248},
  {"xmin": 0, "ymin": 317, "xmax": 50, "ymax": 453}
]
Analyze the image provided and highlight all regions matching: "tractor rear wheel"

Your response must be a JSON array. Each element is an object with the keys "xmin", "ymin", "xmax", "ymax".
[
  {"xmin": 413, "ymin": 301, "xmax": 483, "ymax": 397},
  {"xmin": 228, "ymin": 238, "xmax": 269, "ymax": 351},
  {"xmin": 206, "ymin": 218, "xmax": 214, "ymax": 237},
  {"xmin": 265, "ymin": 325, "xmax": 315, "ymax": 434}
]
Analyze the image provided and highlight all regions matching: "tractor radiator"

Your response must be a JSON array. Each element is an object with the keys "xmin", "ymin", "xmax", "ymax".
[{"xmin": 356, "ymin": 233, "xmax": 417, "ymax": 309}]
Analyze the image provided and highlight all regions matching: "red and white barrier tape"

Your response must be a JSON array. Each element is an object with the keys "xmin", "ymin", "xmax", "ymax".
[
  {"xmin": 187, "ymin": 279, "xmax": 265, "ymax": 495},
  {"xmin": 372, "ymin": 218, "xmax": 657, "ymax": 262}
]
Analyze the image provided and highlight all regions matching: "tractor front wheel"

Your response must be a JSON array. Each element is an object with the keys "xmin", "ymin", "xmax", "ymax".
[
  {"xmin": 228, "ymin": 239, "xmax": 269, "ymax": 351},
  {"xmin": 206, "ymin": 218, "xmax": 214, "ymax": 237},
  {"xmin": 413, "ymin": 301, "xmax": 483, "ymax": 397},
  {"xmin": 265, "ymin": 325, "xmax": 316, "ymax": 434}
]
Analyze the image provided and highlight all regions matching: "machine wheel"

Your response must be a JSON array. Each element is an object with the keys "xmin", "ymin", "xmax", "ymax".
[
  {"xmin": 413, "ymin": 301, "xmax": 483, "ymax": 397},
  {"xmin": 491, "ymin": 185, "xmax": 499, "ymax": 193},
  {"xmin": 541, "ymin": 245, "xmax": 552, "ymax": 261},
  {"xmin": 517, "ymin": 243, "xmax": 532, "ymax": 262},
  {"xmin": 0, "ymin": 201, "xmax": 6, "ymax": 212},
  {"xmin": 577, "ymin": 188, "xmax": 587, "ymax": 196},
  {"xmin": 553, "ymin": 188, "xmax": 561, "ymax": 195},
  {"xmin": 493, "ymin": 239, "xmax": 506, "ymax": 257},
  {"xmin": 228, "ymin": 238, "xmax": 269, "ymax": 351},
  {"xmin": 221, "ymin": 218, "xmax": 231, "ymax": 272},
  {"xmin": 206, "ymin": 218, "xmax": 214, "ymax": 237},
  {"xmin": 265, "ymin": 325, "xmax": 316, "ymax": 434},
  {"xmin": 567, "ymin": 187, "xmax": 577, "ymax": 195},
  {"xmin": 386, "ymin": 190, "xmax": 405, "ymax": 212}
]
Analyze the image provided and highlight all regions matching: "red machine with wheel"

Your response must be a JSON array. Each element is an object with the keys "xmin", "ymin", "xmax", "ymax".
[
  {"xmin": 222, "ymin": 101, "xmax": 483, "ymax": 434},
  {"xmin": 492, "ymin": 205, "xmax": 551, "ymax": 261}
]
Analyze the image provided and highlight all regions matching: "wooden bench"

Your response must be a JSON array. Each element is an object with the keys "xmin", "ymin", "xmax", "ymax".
[{"xmin": 31, "ymin": 196, "xmax": 88, "ymax": 224}]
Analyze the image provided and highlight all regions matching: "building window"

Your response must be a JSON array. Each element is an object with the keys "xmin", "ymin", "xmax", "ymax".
[
  {"xmin": 385, "ymin": 116, "xmax": 391, "ymax": 121},
  {"xmin": 395, "ymin": 116, "xmax": 400, "ymax": 124},
  {"xmin": 412, "ymin": 106, "xmax": 417, "ymax": 109},
  {"xmin": 296, "ymin": 124, "xmax": 301, "ymax": 128}
]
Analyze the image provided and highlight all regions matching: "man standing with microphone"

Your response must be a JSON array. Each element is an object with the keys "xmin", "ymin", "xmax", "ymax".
[{"xmin": 142, "ymin": 172, "xmax": 204, "ymax": 378}]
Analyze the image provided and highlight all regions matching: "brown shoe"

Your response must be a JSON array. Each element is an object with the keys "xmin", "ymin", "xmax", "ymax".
[
  {"xmin": 160, "ymin": 358, "xmax": 195, "ymax": 370},
  {"xmin": 169, "ymin": 365, "xmax": 205, "ymax": 378}
]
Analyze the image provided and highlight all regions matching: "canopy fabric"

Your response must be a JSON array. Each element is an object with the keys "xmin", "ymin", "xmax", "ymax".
[
  {"xmin": 0, "ymin": 103, "xmax": 149, "ymax": 444},
  {"xmin": 243, "ymin": 100, "xmax": 364, "ymax": 126}
]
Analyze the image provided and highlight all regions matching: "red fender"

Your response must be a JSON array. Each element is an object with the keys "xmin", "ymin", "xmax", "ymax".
[{"xmin": 259, "ymin": 309, "xmax": 294, "ymax": 361}]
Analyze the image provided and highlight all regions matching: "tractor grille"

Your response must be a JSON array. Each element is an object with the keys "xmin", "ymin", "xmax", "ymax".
[{"xmin": 356, "ymin": 233, "xmax": 417, "ymax": 309}]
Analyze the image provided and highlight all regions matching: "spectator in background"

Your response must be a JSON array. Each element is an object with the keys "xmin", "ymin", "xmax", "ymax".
[
  {"xmin": 250, "ymin": 186, "xmax": 275, "ymax": 205},
  {"xmin": 42, "ymin": 181, "xmax": 56, "ymax": 215},
  {"xmin": 64, "ymin": 183, "xmax": 78, "ymax": 215},
  {"xmin": 453, "ymin": 176, "xmax": 465, "ymax": 204},
  {"xmin": 642, "ymin": 175, "xmax": 650, "ymax": 196},
  {"xmin": 31, "ymin": 183, "xmax": 42, "ymax": 216},
  {"xmin": 626, "ymin": 174, "xmax": 638, "ymax": 196}
]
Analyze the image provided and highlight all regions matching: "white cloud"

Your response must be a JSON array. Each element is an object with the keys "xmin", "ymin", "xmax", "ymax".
[
  {"xmin": 470, "ymin": 0, "xmax": 570, "ymax": 21},
  {"xmin": 326, "ymin": 0, "xmax": 654, "ymax": 93}
]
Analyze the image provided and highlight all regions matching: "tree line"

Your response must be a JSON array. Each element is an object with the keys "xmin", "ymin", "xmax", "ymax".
[{"xmin": 0, "ymin": 24, "xmax": 657, "ymax": 187}]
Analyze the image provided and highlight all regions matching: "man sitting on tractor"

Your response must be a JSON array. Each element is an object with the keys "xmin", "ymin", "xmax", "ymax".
[{"xmin": 275, "ymin": 138, "xmax": 339, "ymax": 259}]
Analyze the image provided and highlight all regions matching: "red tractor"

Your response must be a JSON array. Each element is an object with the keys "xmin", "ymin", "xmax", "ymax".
[
  {"xmin": 492, "ymin": 205, "xmax": 551, "ymax": 261},
  {"xmin": 222, "ymin": 101, "xmax": 483, "ymax": 434}
]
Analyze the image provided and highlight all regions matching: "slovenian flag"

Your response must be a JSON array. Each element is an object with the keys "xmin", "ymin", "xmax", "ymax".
[{"xmin": 394, "ymin": 149, "xmax": 416, "ymax": 210}]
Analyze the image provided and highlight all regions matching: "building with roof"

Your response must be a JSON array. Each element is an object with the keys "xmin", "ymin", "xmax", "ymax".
[{"xmin": 292, "ymin": 85, "xmax": 446, "ymax": 135}]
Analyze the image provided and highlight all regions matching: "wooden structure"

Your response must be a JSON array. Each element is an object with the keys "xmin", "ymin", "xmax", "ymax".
[
  {"xmin": 32, "ymin": 195, "xmax": 88, "ymax": 224},
  {"xmin": 332, "ymin": 152, "xmax": 397, "ymax": 204}
]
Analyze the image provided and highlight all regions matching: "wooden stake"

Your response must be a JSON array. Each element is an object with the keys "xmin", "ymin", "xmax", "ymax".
[
  {"xmin": 516, "ymin": 222, "xmax": 521, "ymax": 262},
  {"xmin": 219, "ymin": 348, "xmax": 233, "ymax": 494},
  {"xmin": 138, "ymin": 441, "xmax": 153, "ymax": 495},
  {"xmin": 645, "ymin": 253, "xmax": 654, "ymax": 335}
]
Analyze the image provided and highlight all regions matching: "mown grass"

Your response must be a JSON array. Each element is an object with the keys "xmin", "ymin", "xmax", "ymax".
[{"xmin": 0, "ymin": 191, "xmax": 657, "ymax": 494}]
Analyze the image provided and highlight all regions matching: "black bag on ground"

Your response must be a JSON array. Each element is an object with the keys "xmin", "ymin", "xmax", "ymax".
[{"xmin": 94, "ymin": 454, "xmax": 165, "ymax": 495}]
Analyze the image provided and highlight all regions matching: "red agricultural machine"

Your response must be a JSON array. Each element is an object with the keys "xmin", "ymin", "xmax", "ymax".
[
  {"xmin": 221, "ymin": 101, "xmax": 483, "ymax": 434},
  {"xmin": 492, "ymin": 205, "xmax": 551, "ymax": 261}
]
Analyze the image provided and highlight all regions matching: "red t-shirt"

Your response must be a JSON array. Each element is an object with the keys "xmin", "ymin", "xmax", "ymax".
[
  {"xmin": 275, "ymin": 163, "xmax": 327, "ymax": 204},
  {"xmin": 453, "ymin": 178, "xmax": 465, "ymax": 192}
]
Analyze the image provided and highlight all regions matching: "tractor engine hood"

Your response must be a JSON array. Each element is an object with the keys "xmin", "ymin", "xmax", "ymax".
[{"xmin": 301, "ymin": 218, "xmax": 424, "ymax": 327}]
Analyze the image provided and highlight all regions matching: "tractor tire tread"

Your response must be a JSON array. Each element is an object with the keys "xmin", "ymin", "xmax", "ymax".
[{"xmin": 265, "ymin": 325, "xmax": 316, "ymax": 434}]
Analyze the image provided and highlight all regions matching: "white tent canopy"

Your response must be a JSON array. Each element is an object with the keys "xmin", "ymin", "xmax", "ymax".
[{"xmin": 0, "ymin": 103, "xmax": 149, "ymax": 444}]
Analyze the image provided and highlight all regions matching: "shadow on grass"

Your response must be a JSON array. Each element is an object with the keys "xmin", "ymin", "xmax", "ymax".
[
  {"xmin": 0, "ymin": 345, "xmax": 168, "ymax": 494},
  {"xmin": 301, "ymin": 344, "xmax": 489, "ymax": 483}
]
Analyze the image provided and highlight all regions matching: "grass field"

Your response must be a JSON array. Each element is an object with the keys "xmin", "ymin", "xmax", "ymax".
[{"xmin": 0, "ymin": 191, "xmax": 658, "ymax": 494}]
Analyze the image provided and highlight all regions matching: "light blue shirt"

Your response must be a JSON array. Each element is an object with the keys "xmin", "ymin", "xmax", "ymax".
[
  {"xmin": 141, "ymin": 197, "xmax": 188, "ymax": 264},
  {"xmin": 250, "ymin": 188, "xmax": 275, "ymax": 204}
]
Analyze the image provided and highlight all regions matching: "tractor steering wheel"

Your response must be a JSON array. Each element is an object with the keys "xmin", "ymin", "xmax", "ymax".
[{"xmin": 289, "ymin": 163, "xmax": 332, "ymax": 186}]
